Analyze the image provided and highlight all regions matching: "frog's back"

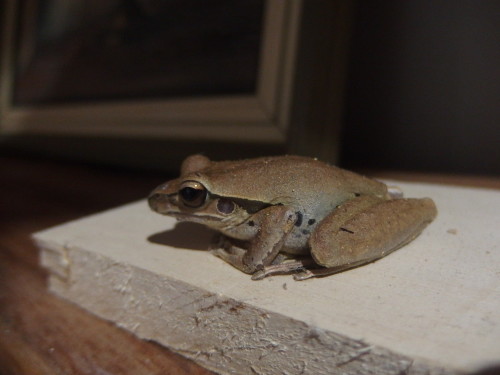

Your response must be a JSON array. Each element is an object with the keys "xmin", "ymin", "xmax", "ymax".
[{"xmin": 201, "ymin": 155, "xmax": 387, "ymax": 203}]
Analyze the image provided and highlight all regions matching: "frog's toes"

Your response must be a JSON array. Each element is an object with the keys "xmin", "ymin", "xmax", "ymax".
[
  {"xmin": 293, "ymin": 270, "xmax": 316, "ymax": 281},
  {"xmin": 210, "ymin": 248, "xmax": 239, "ymax": 267},
  {"xmin": 251, "ymin": 270, "xmax": 267, "ymax": 280},
  {"xmin": 211, "ymin": 248, "xmax": 233, "ymax": 260}
]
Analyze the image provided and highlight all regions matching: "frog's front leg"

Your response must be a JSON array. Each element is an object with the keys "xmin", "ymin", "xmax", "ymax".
[
  {"xmin": 211, "ymin": 206, "xmax": 297, "ymax": 274},
  {"xmin": 310, "ymin": 195, "xmax": 437, "ymax": 271}
]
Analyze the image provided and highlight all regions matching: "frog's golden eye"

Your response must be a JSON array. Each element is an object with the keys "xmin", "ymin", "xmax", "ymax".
[{"xmin": 179, "ymin": 181, "xmax": 207, "ymax": 208}]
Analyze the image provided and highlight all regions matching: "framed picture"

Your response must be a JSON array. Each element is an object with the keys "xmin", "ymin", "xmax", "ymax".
[{"xmin": 1, "ymin": 0, "xmax": 351, "ymax": 166}]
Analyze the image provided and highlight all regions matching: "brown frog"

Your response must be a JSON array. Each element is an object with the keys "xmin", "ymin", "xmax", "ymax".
[{"xmin": 148, "ymin": 155, "xmax": 437, "ymax": 280}]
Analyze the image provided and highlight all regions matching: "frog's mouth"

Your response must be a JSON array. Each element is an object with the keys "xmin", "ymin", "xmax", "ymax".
[{"xmin": 165, "ymin": 211, "xmax": 223, "ymax": 223}]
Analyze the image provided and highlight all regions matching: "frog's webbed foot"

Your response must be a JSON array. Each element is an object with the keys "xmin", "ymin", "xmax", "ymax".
[
  {"xmin": 212, "ymin": 246, "xmax": 356, "ymax": 281},
  {"xmin": 251, "ymin": 260, "xmax": 307, "ymax": 280},
  {"xmin": 251, "ymin": 257, "xmax": 318, "ymax": 280},
  {"xmin": 253, "ymin": 261, "xmax": 356, "ymax": 281},
  {"xmin": 292, "ymin": 260, "xmax": 373, "ymax": 280},
  {"xmin": 212, "ymin": 244, "xmax": 316, "ymax": 280}
]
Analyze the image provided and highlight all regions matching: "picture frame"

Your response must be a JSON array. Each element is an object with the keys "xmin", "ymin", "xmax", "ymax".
[{"xmin": 1, "ymin": 0, "xmax": 351, "ymax": 166}]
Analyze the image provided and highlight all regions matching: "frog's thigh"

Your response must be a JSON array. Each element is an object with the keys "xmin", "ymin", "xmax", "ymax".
[{"xmin": 310, "ymin": 197, "xmax": 437, "ymax": 268}]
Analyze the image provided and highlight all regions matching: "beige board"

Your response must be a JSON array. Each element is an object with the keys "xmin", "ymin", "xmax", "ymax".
[{"xmin": 34, "ymin": 181, "xmax": 500, "ymax": 375}]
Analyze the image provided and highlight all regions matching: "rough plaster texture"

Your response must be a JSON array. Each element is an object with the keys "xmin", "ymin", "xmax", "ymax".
[{"xmin": 35, "ymin": 182, "xmax": 500, "ymax": 375}]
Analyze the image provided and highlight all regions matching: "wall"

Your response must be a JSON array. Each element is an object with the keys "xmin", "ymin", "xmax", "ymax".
[{"xmin": 341, "ymin": 1, "xmax": 499, "ymax": 175}]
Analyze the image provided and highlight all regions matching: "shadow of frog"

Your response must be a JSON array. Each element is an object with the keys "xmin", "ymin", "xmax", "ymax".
[
  {"xmin": 147, "ymin": 222, "xmax": 217, "ymax": 251},
  {"xmin": 471, "ymin": 364, "xmax": 500, "ymax": 375}
]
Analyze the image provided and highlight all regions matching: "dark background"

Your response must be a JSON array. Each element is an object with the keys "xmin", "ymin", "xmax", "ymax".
[
  {"xmin": 2, "ymin": 0, "xmax": 499, "ymax": 176},
  {"xmin": 14, "ymin": 0, "xmax": 263, "ymax": 105},
  {"xmin": 341, "ymin": 0, "xmax": 499, "ymax": 175}
]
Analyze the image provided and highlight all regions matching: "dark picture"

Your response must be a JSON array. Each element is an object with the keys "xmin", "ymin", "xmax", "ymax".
[{"xmin": 14, "ymin": 0, "xmax": 264, "ymax": 106}]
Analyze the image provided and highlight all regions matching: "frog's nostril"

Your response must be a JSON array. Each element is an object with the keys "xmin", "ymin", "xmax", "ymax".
[
  {"xmin": 148, "ymin": 182, "xmax": 173, "ymax": 212},
  {"xmin": 148, "ymin": 193, "xmax": 164, "ymax": 211}
]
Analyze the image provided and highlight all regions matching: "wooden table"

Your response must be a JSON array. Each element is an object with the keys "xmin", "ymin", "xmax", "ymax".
[{"xmin": 1, "ymin": 156, "xmax": 498, "ymax": 374}]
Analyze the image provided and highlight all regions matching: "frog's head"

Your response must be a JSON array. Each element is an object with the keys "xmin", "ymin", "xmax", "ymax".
[{"xmin": 148, "ymin": 155, "xmax": 252, "ymax": 229}]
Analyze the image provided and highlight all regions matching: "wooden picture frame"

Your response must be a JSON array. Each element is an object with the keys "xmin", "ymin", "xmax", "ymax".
[{"xmin": 1, "ymin": 0, "xmax": 351, "ymax": 166}]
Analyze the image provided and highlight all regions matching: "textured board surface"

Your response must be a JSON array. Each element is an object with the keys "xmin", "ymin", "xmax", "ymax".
[{"xmin": 34, "ymin": 182, "xmax": 500, "ymax": 374}]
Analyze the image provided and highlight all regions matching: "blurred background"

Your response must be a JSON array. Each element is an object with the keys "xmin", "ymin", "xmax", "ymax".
[
  {"xmin": 1, "ymin": 0, "xmax": 499, "ymax": 175},
  {"xmin": 342, "ymin": 0, "xmax": 499, "ymax": 176}
]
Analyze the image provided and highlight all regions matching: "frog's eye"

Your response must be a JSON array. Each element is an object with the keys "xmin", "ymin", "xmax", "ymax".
[{"xmin": 179, "ymin": 181, "xmax": 207, "ymax": 208}]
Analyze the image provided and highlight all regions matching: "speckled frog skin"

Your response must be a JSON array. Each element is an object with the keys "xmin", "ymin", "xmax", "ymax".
[{"xmin": 148, "ymin": 155, "xmax": 437, "ymax": 280}]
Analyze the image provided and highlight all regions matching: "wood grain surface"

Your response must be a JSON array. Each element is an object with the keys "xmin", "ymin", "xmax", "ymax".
[{"xmin": 1, "ymin": 156, "xmax": 498, "ymax": 375}]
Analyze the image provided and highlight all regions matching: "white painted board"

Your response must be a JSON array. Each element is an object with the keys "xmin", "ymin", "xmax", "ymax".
[{"xmin": 34, "ymin": 182, "xmax": 500, "ymax": 375}]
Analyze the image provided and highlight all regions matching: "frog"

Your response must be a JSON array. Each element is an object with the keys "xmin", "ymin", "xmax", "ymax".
[{"xmin": 148, "ymin": 154, "xmax": 437, "ymax": 280}]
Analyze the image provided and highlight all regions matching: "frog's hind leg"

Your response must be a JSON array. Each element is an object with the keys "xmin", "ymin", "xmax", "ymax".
[{"xmin": 308, "ymin": 195, "xmax": 437, "ymax": 277}]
